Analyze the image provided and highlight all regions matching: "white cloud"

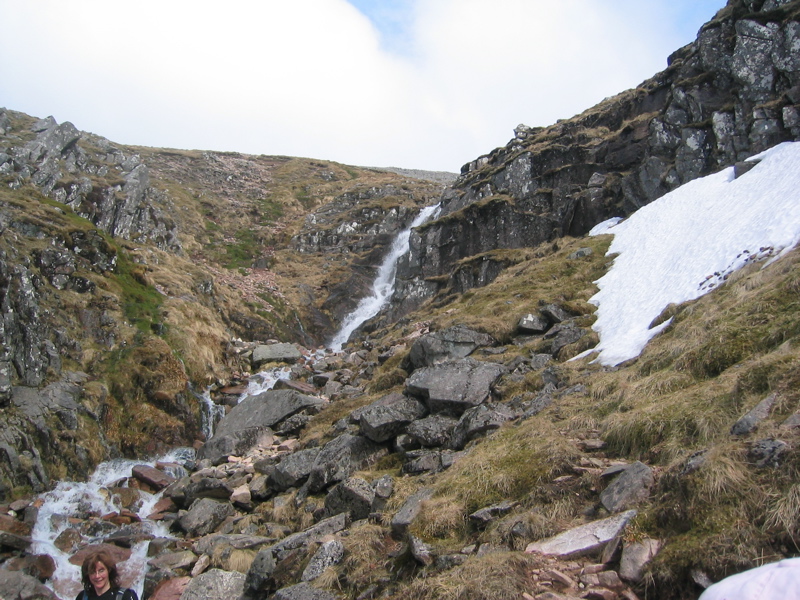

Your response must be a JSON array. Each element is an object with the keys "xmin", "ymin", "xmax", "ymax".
[{"xmin": 0, "ymin": 0, "xmax": 726, "ymax": 171}]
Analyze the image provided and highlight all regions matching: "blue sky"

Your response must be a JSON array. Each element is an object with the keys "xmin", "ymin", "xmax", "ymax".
[{"xmin": 0, "ymin": 0, "xmax": 728, "ymax": 172}]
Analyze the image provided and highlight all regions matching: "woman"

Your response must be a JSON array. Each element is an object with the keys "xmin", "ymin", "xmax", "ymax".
[{"xmin": 75, "ymin": 551, "xmax": 138, "ymax": 600}]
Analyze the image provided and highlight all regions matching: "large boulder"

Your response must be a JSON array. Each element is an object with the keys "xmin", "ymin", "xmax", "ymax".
[
  {"xmin": 405, "ymin": 358, "xmax": 506, "ymax": 416},
  {"xmin": 358, "ymin": 392, "xmax": 428, "ymax": 442},
  {"xmin": 180, "ymin": 568, "xmax": 245, "ymax": 600},
  {"xmin": 177, "ymin": 499, "xmax": 235, "ymax": 537},
  {"xmin": 270, "ymin": 448, "xmax": 321, "ymax": 491},
  {"xmin": 526, "ymin": 510, "xmax": 637, "ymax": 558},
  {"xmin": 252, "ymin": 343, "xmax": 303, "ymax": 367},
  {"xmin": 405, "ymin": 325, "xmax": 495, "ymax": 370},
  {"xmin": 199, "ymin": 390, "xmax": 324, "ymax": 464},
  {"xmin": 306, "ymin": 434, "xmax": 387, "ymax": 492}
]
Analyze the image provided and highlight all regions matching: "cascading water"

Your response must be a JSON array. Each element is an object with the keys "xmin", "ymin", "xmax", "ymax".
[
  {"xmin": 329, "ymin": 203, "xmax": 440, "ymax": 351},
  {"xmin": 31, "ymin": 448, "xmax": 193, "ymax": 600}
]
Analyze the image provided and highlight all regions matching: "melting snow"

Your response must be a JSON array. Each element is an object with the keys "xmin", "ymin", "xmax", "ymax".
[{"xmin": 581, "ymin": 141, "xmax": 800, "ymax": 366}]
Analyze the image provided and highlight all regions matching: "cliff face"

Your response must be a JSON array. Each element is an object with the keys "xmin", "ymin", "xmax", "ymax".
[{"xmin": 387, "ymin": 0, "xmax": 800, "ymax": 320}]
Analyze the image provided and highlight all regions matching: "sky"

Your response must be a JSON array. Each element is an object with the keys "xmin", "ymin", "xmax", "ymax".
[
  {"xmin": 580, "ymin": 142, "xmax": 800, "ymax": 367},
  {"xmin": 0, "ymin": 0, "xmax": 727, "ymax": 172}
]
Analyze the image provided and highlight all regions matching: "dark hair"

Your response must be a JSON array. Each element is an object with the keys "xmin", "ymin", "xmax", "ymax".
[{"xmin": 81, "ymin": 550, "xmax": 120, "ymax": 591}]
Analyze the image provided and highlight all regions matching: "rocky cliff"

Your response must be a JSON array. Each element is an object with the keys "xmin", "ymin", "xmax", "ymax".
[{"xmin": 381, "ymin": 0, "xmax": 800, "ymax": 321}]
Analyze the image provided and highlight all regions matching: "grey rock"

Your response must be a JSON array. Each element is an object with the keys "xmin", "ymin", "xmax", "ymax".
[
  {"xmin": 409, "ymin": 535, "xmax": 435, "ymax": 566},
  {"xmin": 749, "ymin": 438, "xmax": 789, "ymax": 468},
  {"xmin": 301, "ymin": 539, "xmax": 345, "ymax": 581},
  {"xmin": 193, "ymin": 533, "xmax": 275, "ymax": 556},
  {"xmin": 1, "ymin": 570, "xmax": 59, "ymax": 600},
  {"xmin": 180, "ymin": 568, "xmax": 245, "ymax": 600},
  {"xmin": 200, "ymin": 390, "xmax": 324, "ymax": 464},
  {"xmin": 306, "ymin": 434, "xmax": 387, "ymax": 492},
  {"xmin": 373, "ymin": 474, "xmax": 394, "ymax": 499},
  {"xmin": 358, "ymin": 393, "xmax": 427, "ymax": 443},
  {"xmin": 272, "ymin": 513, "xmax": 350, "ymax": 561},
  {"xmin": 243, "ymin": 547, "xmax": 276, "ymax": 597},
  {"xmin": 147, "ymin": 549, "xmax": 197, "ymax": 571},
  {"xmin": 274, "ymin": 582, "xmax": 340, "ymax": 600},
  {"xmin": 620, "ymin": 538, "xmax": 662, "ymax": 583},
  {"xmin": 449, "ymin": 403, "xmax": 515, "ymax": 450},
  {"xmin": 731, "ymin": 392, "xmax": 778, "ymax": 435},
  {"xmin": 271, "ymin": 448, "xmax": 321, "ymax": 491},
  {"xmin": 391, "ymin": 488, "xmax": 434, "ymax": 537},
  {"xmin": 406, "ymin": 414, "xmax": 459, "ymax": 447},
  {"xmin": 517, "ymin": 313, "xmax": 551, "ymax": 334},
  {"xmin": 177, "ymin": 498, "xmax": 234, "ymax": 537},
  {"xmin": 469, "ymin": 500, "xmax": 518, "ymax": 526},
  {"xmin": 406, "ymin": 325, "xmax": 495, "ymax": 370},
  {"xmin": 600, "ymin": 461, "xmax": 654, "ymax": 513},
  {"xmin": 184, "ymin": 477, "xmax": 233, "ymax": 504},
  {"xmin": 544, "ymin": 322, "xmax": 587, "ymax": 356},
  {"xmin": 540, "ymin": 304, "xmax": 573, "ymax": 324},
  {"xmin": 252, "ymin": 343, "xmax": 303, "ymax": 367},
  {"xmin": 525, "ymin": 510, "xmax": 637, "ymax": 558},
  {"xmin": 405, "ymin": 358, "xmax": 506, "ymax": 416},
  {"xmin": 324, "ymin": 477, "xmax": 375, "ymax": 520}
]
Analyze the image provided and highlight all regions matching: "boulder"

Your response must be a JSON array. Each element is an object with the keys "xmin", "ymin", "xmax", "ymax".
[
  {"xmin": 180, "ymin": 568, "xmax": 245, "ymax": 600},
  {"xmin": 132, "ymin": 465, "xmax": 176, "ymax": 491},
  {"xmin": 406, "ymin": 325, "xmax": 495, "ymax": 370},
  {"xmin": 252, "ymin": 343, "xmax": 302, "ymax": 367},
  {"xmin": 271, "ymin": 448, "xmax": 321, "ymax": 491},
  {"xmin": 620, "ymin": 538, "xmax": 662, "ymax": 583},
  {"xmin": 517, "ymin": 313, "xmax": 551, "ymax": 334},
  {"xmin": 405, "ymin": 414, "xmax": 459, "ymax": 447},
  {"xmin": 405, "ymin": 358, "xmax": 506, "ymax": 416},
  {"xmin": 306, "ymin": 434, "xmax": 387, "ymax": 492},
  {"xmin": 273, "ymin": 582, "xmax": 340, "ymax": 600},
  {"xmin": 177, "ymin": 499, "xmax": 234, "ymax": 537},
  {"xmin": 149, "ymin": 576, "xmax": 190, "ymax": 600},
  {"xmin": 301, "ymin": 539, "xmax": 345, "ymax": 581},
  {"xmin": 449, "ymin": 403, "xmax": 515, "ymax": 450},
  {"xmin": 199, "ymin": 390, "xmax": 324, "ymax": 464},
  {"xmin": 272, "ymin": 513, "xmax": 350, "ymax": 561},
  {"xmin": 243, "ymin": 547, "xmax": 276, "ymax": 598},
  {"xmin": 324, "ymin": 477, "xmax": 375, "ymax": 520},
  {"xmin": 358, "ymin": 393, "xmax": 428, "ymax": 443},
  {"xmin": 525, "ymin": 510, "xmax": 637, "ymax": 558},
  {"xmin": 600, "ymin": 461, "xmax": 654, "ymax": 513},
  {"xmin": 147, "ymin": 550, "xmax": 198, "ymax": 572},
  {"xmin": 1, "ymin": 571, "xmax": 59, "ymax": 600}
]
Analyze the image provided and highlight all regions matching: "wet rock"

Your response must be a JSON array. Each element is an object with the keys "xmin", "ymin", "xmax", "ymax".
[
  {"xmin": 132, "ymin": 465, "xmax": 176, "ymax": 491},
  {"xmin": 525, "ymin": 510, "xmax": 637, "ymax": 558},
  {"xmin": 405, "ymin": 358, "xmax": 506, "ymax": 416},
  {"xmin": 600, "ymin": 461, "xmax": 653, "ymax": 513},
  {"xmin": 301, "ymin": 539, "xmax": 345, "ymax": 581}
]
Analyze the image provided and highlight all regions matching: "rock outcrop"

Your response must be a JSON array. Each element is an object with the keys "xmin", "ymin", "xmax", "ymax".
[{"xmin": 384, "ymin": 0, "xmax": 800, "ymax": 320}]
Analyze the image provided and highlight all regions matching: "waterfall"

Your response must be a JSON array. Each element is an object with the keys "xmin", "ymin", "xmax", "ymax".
[
  {"xmin": 329, "ymin": 203, "xmax": 440, "ymax": 351},
  {"xmin": 31, "ymin": 448, "xmax": 193, "ymax": 600}
]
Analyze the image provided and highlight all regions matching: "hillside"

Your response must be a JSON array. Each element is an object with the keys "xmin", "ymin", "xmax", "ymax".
[{"xmin": 1, "ymin": 0, "xmax": 800, "ymax": 599}]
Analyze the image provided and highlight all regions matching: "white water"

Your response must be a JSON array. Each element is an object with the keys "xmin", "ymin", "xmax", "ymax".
[
  {"xmin": 31, "ymin": 449, "xmax": 192, "ymax": 600},
  {"xmin": 329, "ymin": 203, "xmax": 440, "ymax": 351}
]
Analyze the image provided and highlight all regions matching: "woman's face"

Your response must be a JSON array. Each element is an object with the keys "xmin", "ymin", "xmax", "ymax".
[{"xmin": 89, "ymin": 561, "xmax": 111, "ymax": 594}]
